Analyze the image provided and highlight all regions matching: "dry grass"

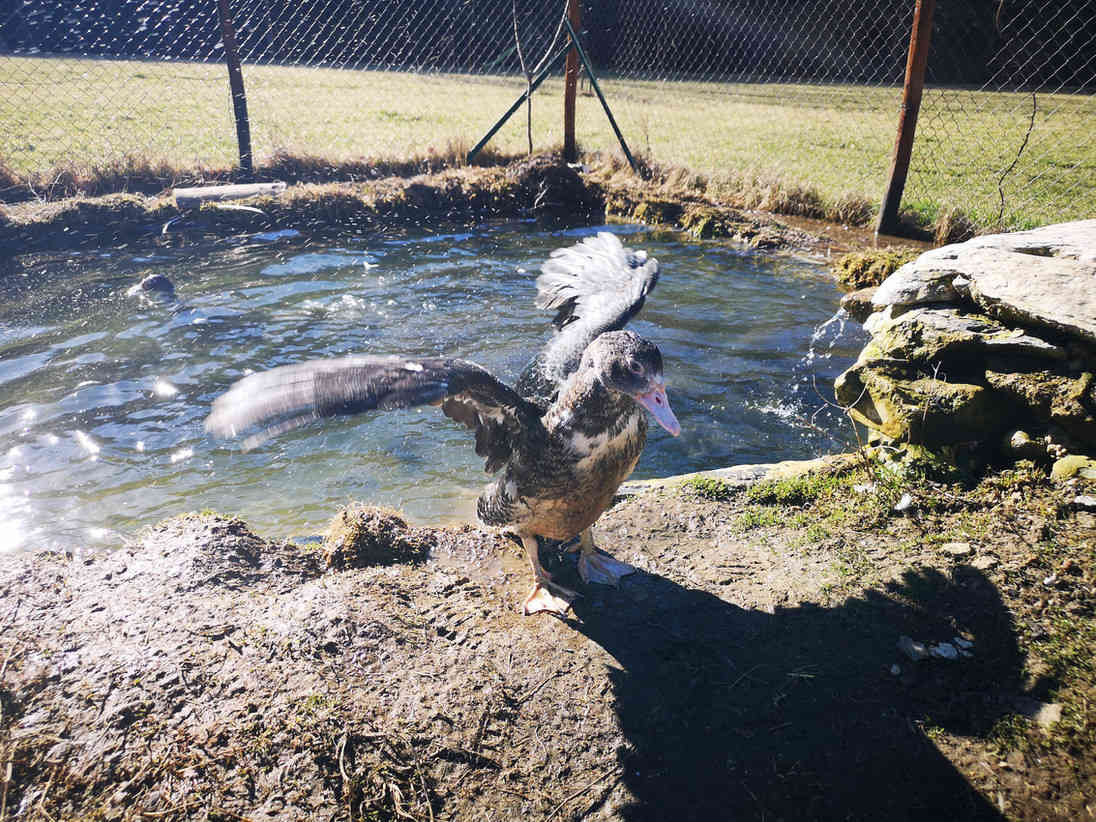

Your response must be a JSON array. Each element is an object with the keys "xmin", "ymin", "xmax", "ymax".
[
  {"xmin": 3, "ymin": 55, "xmax": 1093, "ymax": 232},
  {"xmin": 934, "ymin": 206, "xmax": 978, "ymax": 245}
]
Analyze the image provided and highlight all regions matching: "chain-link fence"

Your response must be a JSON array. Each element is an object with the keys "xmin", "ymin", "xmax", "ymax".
[{"xmin": 1, "ymin": 0, "xmax": 1093, "ymax": 231}]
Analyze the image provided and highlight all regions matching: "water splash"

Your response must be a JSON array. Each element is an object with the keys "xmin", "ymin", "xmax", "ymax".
[{"xmin": 802, "ymin": 307, "xmax": 854, "ymax": 367}]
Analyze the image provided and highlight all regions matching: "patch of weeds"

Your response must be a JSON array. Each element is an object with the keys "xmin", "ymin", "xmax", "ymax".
[
  {"xmin": 734, "ymin": 505, "xmax": 783, "ymax": 531},
  {"xmin": 827, "ymin": 543, "xmax": 873, "ymax": 589},
  {"xmin": 1036, "ymin": 612, "xmax": 1096, "ymax": 688},
  {"xmin": 786, "ymin": 512, "xmax": 831, "ymax": 546},
  {"xmin": 681, "ymin": 475, "xmax": 734, "ymax": 501},
  {"xmin": 826, "ymin": 192, "xmax": 875, "ymax": 226},
  {"xmin": 879, "ymin": 444, "xmax": 966, "ymax": 485},
  {"xmin": 919, "ymin": 720, "xmax": 947, "ymax": 742},
  {"xmin": 898, "ymin": 199, "xmax": 938, "ymax": 235},
  {"xmin": 1046, "ymin": 700, "xmax": 1096, "ymax": 752},
  {"xmin": 831, "ymin": 560, "xmax": 856, "ymax": 579},
  {"xmin": 977, "ymin": 460, "xmax": 1047, "ymax": 499},
  {"xmin": 924, "ymin": 511, "xmax": 996, "ymax": 547},
  {"xmin": 746, "ymin": 472, "xmax": 845, "ymax": 506},
  {"xmin": 934, "ymin": 206, "xmax": 977, "ymax": 245},
  {"xmin": 988, "ymin": 714, "xmax": 1030, "ymax": 755},
  {"xmin": 298, "ymin": 692, "xmax": 335, "ymax": 717}
]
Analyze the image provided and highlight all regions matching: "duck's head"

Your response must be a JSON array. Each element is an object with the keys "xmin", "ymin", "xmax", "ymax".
[{"xmin": 582, "ymin": 330, "xmax": 681, "ymax": 436}]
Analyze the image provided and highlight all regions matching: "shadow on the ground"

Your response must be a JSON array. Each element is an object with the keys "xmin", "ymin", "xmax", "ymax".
[{"xmin": 569, "ymin": 565, "xmax": 1027, "ymax": 821}]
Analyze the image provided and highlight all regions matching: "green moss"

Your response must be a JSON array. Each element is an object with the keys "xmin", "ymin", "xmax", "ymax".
[
  {"xmin": 831, "ymin": 248, "xmax": 919, "ymax": 290},
  {"xmin": 746, "ymin": 472, "xmax": 845, "ymax": 506},
  {"xmin": 681, "ymin": 475, "xmax": 734, "ymax": 501},
  {"xmin": 680, "ymin": 205, "xmax": 736, "ymax": 238},
  {"xmin": 632, "ymin": 198, "xmax": 684, "ymax": 224}
]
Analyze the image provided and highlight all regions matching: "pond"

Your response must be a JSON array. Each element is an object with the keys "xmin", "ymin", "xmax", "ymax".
[{"xmin": 0, "ymin": 222, "xmax": 866, "ymax": 553}]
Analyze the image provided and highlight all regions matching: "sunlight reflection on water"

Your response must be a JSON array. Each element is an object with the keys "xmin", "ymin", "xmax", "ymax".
[{"xmin": 0, "ymin": 222, "xmax": 867, "ymax": 552}]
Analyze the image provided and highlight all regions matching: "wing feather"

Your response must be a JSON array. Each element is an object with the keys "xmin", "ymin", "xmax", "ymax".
[
  {"xmin": 206, "ymin": 355, "xmax": 544, "ymax": 472},
  {"xmin": 516, "ymin": 232, "xmax": 660, "ymax": 403}
]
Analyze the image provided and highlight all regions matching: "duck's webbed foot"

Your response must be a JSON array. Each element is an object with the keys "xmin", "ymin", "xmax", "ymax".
[
  {"xmin": 520, "ymin": 536, "xmax": 577, "ymax": 616},
  {"xmin": 576, "ymin": 527, "xmax": 636, "ymax": 586},
  {"xmin": 523, "ymin": 583, "xmax": 576, "ymax": 616}
]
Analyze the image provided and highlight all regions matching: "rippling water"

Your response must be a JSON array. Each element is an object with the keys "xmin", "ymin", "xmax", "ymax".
[{"xmin": 0, "ymin": 222, "xmax": 866, "ymax": 553}]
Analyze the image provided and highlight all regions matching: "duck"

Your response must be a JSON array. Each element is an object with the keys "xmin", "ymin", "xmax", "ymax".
[{"xmin": 204, "ymin": 232, "xmax": 680, "ymax": 616}]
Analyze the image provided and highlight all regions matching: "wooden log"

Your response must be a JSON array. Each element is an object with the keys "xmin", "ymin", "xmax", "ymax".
[{"xmin": 173, "ymin": 182, "xmax": 286, "ymax": 210}]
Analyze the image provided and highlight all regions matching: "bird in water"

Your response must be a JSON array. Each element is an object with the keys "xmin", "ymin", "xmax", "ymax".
[{"xmin": 205, "ymin": 232, "xmax": 680, "ymax": 616}]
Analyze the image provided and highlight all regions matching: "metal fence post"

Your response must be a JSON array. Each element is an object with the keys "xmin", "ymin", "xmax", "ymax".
[
  {"xmin": 876, "ymin": 0, "xmax": 936, "ymax": 236},
  {"xmin": 216, "ymin": 0, "xmax": 254, "ymax": 178},
  {"xmin": 562, "ymin": 0, "xmax": 581, "ymax": 162}
]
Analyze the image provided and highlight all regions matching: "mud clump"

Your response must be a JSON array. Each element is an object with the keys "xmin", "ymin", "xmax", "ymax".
[
  {"xmin": 507, "ymin": 154, "xmax": 600, "ymax": 220},
  {"xmin": 323, "ymin": 502, "xmax": 433, "ymax": 569}
]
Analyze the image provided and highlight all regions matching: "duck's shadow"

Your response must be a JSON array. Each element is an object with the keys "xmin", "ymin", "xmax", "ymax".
[{"xmin": 563, "ymin": 563, "xmax": 1036, "ymax": 821}]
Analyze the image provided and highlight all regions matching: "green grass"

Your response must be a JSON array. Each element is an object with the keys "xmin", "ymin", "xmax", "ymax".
[
  {"xmin": 2, "ymin": 55, "xmax": 1094, "ymax": 228},
  {"xmin": 681, "ymin": 475, "xmax": 734, "ymax": 501},
  {"xmin": 746, "ymin": 472, "xmax": 847, "ymax": 506},
  {"xmin": 733, "ymin": 505, "xmax": 784, "ymax": 531}
]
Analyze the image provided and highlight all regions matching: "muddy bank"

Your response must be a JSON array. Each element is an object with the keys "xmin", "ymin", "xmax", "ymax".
[
  {"xmin": 0, "ymin": 155, "xmax": 874, "ymax": 259},
  {"xmin": 2, "ymin": 460, "xmax": 1093, "ymax": 820}
]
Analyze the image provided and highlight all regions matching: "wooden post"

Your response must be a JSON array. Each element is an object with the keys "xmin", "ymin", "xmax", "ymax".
[
  {"xmin": 562, "ymin": 0, "xmax": 581, "ymax": 162},
  {"xmin": 216, "ymin": 0, "xmax": 254, "ymax": 178},
  {"xmin": 876, "ymin": 0, "xmax": 936, "ymax": 236},
  {"xmin": 562, "ymin": 15, "xmax": 638, "ymax": 172}
]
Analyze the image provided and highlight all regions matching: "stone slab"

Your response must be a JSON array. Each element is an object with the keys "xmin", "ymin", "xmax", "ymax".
[{"xmin": 870, "ymin": 220, "xmax": 1096, "ymax": 345}]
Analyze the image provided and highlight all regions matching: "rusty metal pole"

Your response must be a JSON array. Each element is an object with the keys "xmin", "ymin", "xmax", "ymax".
[
  {"xmin": 562, "ymin": 0, "xmax": 581, "ymax": 162},
  {"xmin": 562, "ymin": 16, "xmax": 637, "ymax": 172},
  {"xmin": 876, "ymin": 0, "xmax": 936, "ymax": 236},
  {"xmin": 216, "ymin": 0, "xmax": 254, "ymax": 179}
]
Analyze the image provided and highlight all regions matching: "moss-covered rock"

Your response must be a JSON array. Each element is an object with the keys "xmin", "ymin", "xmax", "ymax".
[
  {"xmin": 835, "ymin": 361, "xmax": 1001, "ymax": 446},
  {"xmin": 840, "ymin": 286, "xmax": 878, "ymax": 323},
  {"xmin": 831, "ymin": 248, "xmax": 919, "ymax": 291},
  {"xmin": 985, "ymin": 369, "xmax": 1096, "ymax": 448},
  {"xmin": 1050, "ymin": 455, "xmax": 1096, "ymax": 481},
  {"xmin": 863, "ymin": 306, "xmax": 1064, "ymax": 366}
]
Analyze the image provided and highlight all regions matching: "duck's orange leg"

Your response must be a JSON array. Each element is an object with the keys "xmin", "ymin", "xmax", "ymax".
[
  {"xmin": 520, "ymin": 535, "xmax": 576, "ymax": 616},
  {"xmin": 574, "ymin": 527, "xmax": 635, "ymax": 586}
]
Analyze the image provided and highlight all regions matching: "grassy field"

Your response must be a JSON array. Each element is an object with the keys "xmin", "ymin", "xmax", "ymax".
[{"xmin": 2, "ymin": 55, "xmax": 1094, "ymax": 229}]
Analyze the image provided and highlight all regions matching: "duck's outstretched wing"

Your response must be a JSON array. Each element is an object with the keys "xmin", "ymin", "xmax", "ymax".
[
  {"xmin": 205, "ymin": 355, "xmax": 545, "ymax": 473},
  {"xmin": 516, "ymin": 232, "xmax": 660, "ymax": 404}
]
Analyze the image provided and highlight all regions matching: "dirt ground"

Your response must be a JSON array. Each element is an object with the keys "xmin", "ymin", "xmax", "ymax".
[{"xmin": 1, "ymin": 458, "xmax": 1093, "ymax": 821}]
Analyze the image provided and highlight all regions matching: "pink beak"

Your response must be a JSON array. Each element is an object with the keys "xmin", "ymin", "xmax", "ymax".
[{"xmin": 636, "ymin": 379, "xmax": 681, "ymax": 437}]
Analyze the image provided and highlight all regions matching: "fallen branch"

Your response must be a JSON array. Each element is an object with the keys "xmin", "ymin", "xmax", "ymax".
[{"xmin": 545, "ymin": 766, "xmax": 622, "ymax": 821}]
